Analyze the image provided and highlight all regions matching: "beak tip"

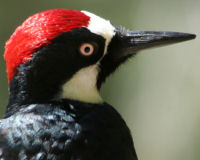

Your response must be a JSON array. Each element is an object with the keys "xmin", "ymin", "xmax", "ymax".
[
  {"xmin": 179, "ymin": 32, "xmax": 196, "ymax": 41},
  {"xmin": 188, "ymin": 33, "xmax": 196, "ymax": 39}
]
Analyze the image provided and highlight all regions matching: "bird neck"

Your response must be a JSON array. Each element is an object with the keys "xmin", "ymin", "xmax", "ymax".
[
  {"xmin": 7, "ymin": 63, "xmax": 103, "ymax": 109},
  {"xmin": 60, "ymin": 65, "xmax": 103, "ymax": 103},
  {"xmin": 7, "ymin": 74, "xmax": 58, "ymax": 107}
]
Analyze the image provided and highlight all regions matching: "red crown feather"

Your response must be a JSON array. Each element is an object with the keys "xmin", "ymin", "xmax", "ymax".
[{"xmin": 4, "ymin": 9, "xmax": 90, "ymax": 82}]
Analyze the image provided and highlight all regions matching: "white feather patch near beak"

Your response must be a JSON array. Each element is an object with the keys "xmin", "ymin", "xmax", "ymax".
[{"xmin": 82, "ymin": 11, "xmax": 116, "ymax": 54}]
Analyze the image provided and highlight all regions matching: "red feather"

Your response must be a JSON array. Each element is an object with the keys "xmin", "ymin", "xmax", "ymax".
[{"xmin": 4, "ymin": 9, "xmax": 90, "ymax": 82}]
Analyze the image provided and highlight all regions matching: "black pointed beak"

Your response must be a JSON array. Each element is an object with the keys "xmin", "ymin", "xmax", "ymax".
[
  {"xmin": 112, "ymin": 27, "xmax": 196, "ymax": 59},
  {"xmin": 98, "ymin": 28, "xmax": 195, "ymax": 89}
]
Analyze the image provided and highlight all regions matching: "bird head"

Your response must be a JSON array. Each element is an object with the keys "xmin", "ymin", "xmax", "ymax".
[{"xmin": 4, "ymin": 9, "xmax": 195, "ymax": 105}]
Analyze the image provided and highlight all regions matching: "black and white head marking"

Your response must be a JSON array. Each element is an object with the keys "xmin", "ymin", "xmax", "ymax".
[{"xmin": 60, "ymin": 11, "xmax": 116, "ymax": 103}]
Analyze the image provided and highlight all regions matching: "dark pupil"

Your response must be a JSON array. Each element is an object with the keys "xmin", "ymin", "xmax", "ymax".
[{"xmin": 84, "ymin": 46, "xmax": 90, "ymax": 53}]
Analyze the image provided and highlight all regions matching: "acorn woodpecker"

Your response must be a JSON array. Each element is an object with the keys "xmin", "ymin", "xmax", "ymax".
[{"xmin": 0, "ymin": 9, "xmax": 195, "ymax": 160}]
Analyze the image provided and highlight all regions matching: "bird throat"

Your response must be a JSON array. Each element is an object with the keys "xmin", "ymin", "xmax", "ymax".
[{"xmin": 60, "ymin": 64, "xmax": 103, "ymax": 103}]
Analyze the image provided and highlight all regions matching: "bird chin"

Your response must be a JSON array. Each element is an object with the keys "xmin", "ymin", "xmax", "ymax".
[{"xmin": 60, "ymin": 64, "xmax": 103, "ymax": 103}]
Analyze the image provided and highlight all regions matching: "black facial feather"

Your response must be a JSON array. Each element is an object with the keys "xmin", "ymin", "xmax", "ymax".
[
  {"xmin": 97, "ymin": 34, "xmax": 136, "ymax": 89},
  {"xmin": 7, "ymin": 28, "xmax": 105, "ymax": 111}
]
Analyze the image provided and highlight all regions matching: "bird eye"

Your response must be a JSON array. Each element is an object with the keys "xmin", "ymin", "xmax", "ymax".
[{"xmin": 79, "ymin": 43, "xmax": 95, "ymax": 56}]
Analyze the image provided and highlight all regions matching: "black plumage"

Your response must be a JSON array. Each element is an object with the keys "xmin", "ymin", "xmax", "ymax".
[{"xmin": 0, "ymin": 100, "xmax": 137, "ymax": 160}]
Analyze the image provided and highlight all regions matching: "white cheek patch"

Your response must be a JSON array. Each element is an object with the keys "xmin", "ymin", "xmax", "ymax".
[
  {"xmin": 60, "ymin": 64, "xmax": 103, "ymax": 103},
  {"xmin": 82, "ymin": 11, "xmax": 116, "ymax": 54}
]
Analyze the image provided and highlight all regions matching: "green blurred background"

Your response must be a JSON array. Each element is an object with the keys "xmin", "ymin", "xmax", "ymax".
[{"xmin": 0, "ymin": 0, "xmax": 199, "ymax": 159}]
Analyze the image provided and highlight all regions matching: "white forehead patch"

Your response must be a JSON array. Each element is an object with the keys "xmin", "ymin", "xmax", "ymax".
[{"xmin": 82, "ymin": 11, "xmax": 116, "ymax": 53}]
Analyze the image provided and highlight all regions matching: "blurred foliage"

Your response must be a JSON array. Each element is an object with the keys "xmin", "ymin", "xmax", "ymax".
[{"xmin": 0, "ymin": 0, "xmax": 199, "ymax": 160}]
